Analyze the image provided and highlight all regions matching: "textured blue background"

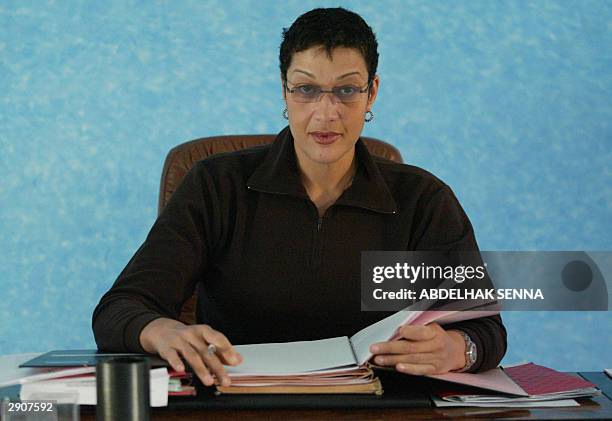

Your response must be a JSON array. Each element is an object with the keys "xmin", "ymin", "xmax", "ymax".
[{"xmin": 1, "ymin": 1, "xmax": 610, "ymax": 370}]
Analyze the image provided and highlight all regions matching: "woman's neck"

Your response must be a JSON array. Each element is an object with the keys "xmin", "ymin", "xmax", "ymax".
[{"xmin": 297, "ymin": 149, "xmax": 356, "ymax": 195}]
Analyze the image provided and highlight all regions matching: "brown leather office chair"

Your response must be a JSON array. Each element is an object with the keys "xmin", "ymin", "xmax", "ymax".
[{"xmin": 159, "ymin": 133, "xmax": 403, "ymax": 325}]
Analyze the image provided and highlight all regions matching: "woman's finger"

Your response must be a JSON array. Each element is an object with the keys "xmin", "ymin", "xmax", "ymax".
[
  {"xmin": 158, "ymin": 348, "xmax": 185, "ymax": 373},
  {"xmin": 202, "ymin": 347, "xmax": 231, "ymax": 386},
  {"xmin": 395, "ymin": 362, "xmax": 438, "ymax": 376},
  {"xmin": 181, "ymin": 336, "xmax": 224, "ymax": 384},
  {"xmin": 176, "ymin": 342, "xmax": 215, "ymax": 386},
  {"xmin": 371, "ymin": 338, "xmax": 439, "ymax": 355},
  {"xmin": 186, "ymin": 334, "xmax": 231, "ymax": 386},
  {"xmin": 200, "ymin": 325, "xmax": 242, "ymax": 366},
  {"xmin": 398, "ymin": 324, "xmax": 438, "ymax": 341},
  {"xmin": 374, "ymin": 352, "xmax": 438, "ymax": 367}
]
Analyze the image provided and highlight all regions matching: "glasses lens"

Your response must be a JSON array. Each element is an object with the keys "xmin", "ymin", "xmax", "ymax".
[
  {"xmin": 332, "ymin": 86, "xmax": 361, "ymax": 103},
  {"xmin": 292, "ymin": 85, "xmax": 321, "ymax": 103}
]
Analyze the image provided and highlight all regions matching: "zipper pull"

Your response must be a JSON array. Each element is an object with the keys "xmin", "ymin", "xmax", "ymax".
[{"xmin": 317, "ymin": 216, "xmax": 322, "ymax": 231}]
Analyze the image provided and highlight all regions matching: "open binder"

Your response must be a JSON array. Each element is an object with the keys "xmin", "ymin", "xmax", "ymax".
[{"xmin": 216, "ymin": 304, "xmax": 499, "ymax": 395}]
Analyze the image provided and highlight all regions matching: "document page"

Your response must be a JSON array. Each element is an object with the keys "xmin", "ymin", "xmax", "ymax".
[
  {"xmin": 350, "ymin": 302, "xmax": 500, "ymax": 366},
  {"xmin": 350, "ymin": 310, "xmax": 422, "ymax": 365},
  {"xmin": 429, "ymin": 368, "xmax": 528, "ymax": 396},
  {"xmin": 226, "ymin": 336, "xmax": 358, "ymax": 376}
]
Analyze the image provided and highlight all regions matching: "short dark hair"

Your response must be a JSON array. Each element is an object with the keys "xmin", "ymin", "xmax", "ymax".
[{"xmin": 279, "ymin": 7, "xmax": 379, "ymax": 84}]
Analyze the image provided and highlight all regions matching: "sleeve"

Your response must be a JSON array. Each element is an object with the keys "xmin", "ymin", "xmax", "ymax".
[
  {"xmin": 92, "ymin": 161, "xmax": 220, "ymax": 352},
  {"xmin": 413, "ymin": 185, "xmax": 508, "ymax": 372}
]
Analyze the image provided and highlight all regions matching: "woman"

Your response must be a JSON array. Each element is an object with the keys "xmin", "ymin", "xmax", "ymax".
[{"xmin": 93, "ymin": 7, "xmax": 506, "ymax": 388}]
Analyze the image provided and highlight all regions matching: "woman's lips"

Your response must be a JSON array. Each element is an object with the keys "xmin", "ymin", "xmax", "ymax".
[{"xmin": 310, "ymin": 132, "xmax": 341, "ymax": 145}]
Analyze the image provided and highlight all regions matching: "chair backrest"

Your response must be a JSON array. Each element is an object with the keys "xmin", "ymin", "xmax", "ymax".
[{"xmin": 159, "ymin": 134, "xmax": 403, "ymax": 324}]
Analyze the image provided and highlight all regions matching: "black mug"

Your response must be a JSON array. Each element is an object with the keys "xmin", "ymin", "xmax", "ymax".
[{"xmin": 96, "ymin": 357, "xmax": 151, "ymax": 421}]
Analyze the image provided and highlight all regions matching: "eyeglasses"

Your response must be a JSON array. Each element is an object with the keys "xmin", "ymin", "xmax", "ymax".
[{"xmin": 284, "ymin": 80, "xmax": 372, "ymax": 104}]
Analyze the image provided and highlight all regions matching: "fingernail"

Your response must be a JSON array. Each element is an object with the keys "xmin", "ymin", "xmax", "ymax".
[
  {"xmin": 371, "ymin": 345, "xmax": 379, "ymax": 353},
  {"xmin": 397, "ymin": 364, "xmax": 405, "ymax": 371},
  {"xmin": 176, "ymin": 364, "xmax": 184, "ymax": 372},
  {"xmin": 375, "ymin": 356, "xmax": 385, "ymax": 364},
  {"xmin": 221, "ymin": 377, "xmax": 230, "ymax": 387},
  {"xmin": 204, "ymin": 375, "xmax": 214, "ymax": 385}
]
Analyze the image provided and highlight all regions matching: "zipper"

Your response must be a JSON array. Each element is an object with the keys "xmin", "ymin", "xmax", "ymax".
[{"xmin": 310, "ymin": 202, "xmax": 326, "ymax": 273}]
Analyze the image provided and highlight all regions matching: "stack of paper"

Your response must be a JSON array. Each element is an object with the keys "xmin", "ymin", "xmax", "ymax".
[
  {"xmin": 430, "ymin": 362, "xmax": 600, "ymax": 407},
  {"xmin": 19, "ymin": 368, "xmax": 171, "ymax": 407},
  {"xmin": 216, "ymin": 307, "xmax": 499, "ymax": 395},
  {"xmin": 0, "ymin": 364, "xmax": 96, "ymax": 389},
  {"xmin": 14, "ymin": 351, "xmax": 196, "ymax": 405},
  {"xmin": 218, "ymin": 337, "xmax": 382, "ymax": 394}
]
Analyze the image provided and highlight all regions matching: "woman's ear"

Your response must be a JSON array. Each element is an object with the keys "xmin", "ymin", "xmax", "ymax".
[{"xmin": 367, "ymin": 75, "xmax": 380, "ymax": 109}]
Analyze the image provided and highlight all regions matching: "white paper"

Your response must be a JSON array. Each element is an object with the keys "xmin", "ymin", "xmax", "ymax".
[
  {"xmin": 20, "ymin": 367, "xmax": 169, "ymax": 407},
  {"xmin": 350, "ymin": 310, "xmax": 422, "ymax": 365},
  {"xmin": 349, "ymin": 303, "xmax": 500, "ymax": 365},
  {"xmin": 0, "ymin": 353, "xmax": 95, "ymax": 387},
  {"xmin": 432, "ymin": 396, "xmax": 580, "ymax": 408},
  {"xmin": 226, "ymin": 337, "xmax": 358, "ymax": 376}
]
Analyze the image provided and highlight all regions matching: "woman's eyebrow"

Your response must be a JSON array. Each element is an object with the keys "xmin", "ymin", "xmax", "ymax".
[
  {"xmin": 291, "ymin": 69, "xmax": 316, "ymax": 79},
  {"xmin": 291, "ymin": 69, "xmax": 364, "ymax": 80},
  {"xmin": 337, "ymin": 71, "xmax": 363, "ymax": 80}
]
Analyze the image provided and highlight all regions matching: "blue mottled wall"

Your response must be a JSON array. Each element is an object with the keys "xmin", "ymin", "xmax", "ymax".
[{"xmin": 1, "ymin": 1, "xmax": 610, "ymax": 370}]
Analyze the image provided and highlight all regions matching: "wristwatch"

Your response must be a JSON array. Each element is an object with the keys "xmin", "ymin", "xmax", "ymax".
[{"xmin": 454, "ymin": 330, "xmax": 477, "ymax": 372}]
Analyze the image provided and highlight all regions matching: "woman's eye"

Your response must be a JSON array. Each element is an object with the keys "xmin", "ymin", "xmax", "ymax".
[
  {"xmin": 297, "ymin": 85, "xmax": 317, "ymax": 95},
  {"xmin": 337, "ymin": 86, "xmax": 358, "ymax": 96}
]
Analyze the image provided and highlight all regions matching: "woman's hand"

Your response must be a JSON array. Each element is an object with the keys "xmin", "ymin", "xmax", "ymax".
[
  {"xmin": 139, "ymin": 318, "xmax": 242, "ymax": 387},
  {"xmin": 369, "ymin": 323, "xmax": 466, "ymax": 375}
]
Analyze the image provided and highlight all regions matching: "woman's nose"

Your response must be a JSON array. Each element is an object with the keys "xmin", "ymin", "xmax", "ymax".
[{"xmin": 313, "ymin": 92, "xmax": 340, "ymax": 120}]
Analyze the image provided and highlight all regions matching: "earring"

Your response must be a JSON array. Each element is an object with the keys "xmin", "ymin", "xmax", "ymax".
[
  {"xmin": 282, "ymin": 107, "xmax": 288, "ymax": 120},
  {"xmin": 365, "ymin": 110, "xmax": 374, "ymax": 122}
]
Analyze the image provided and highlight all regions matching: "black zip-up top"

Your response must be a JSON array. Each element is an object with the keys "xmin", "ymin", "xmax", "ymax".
[{"xmin": 93, "ymin": 126, "xmax": 507, "ymax": 373}]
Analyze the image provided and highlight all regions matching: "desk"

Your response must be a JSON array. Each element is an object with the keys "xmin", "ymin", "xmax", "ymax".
[
  {"xmin": 79, "ymin": 373, "xmax": 612, "ymax": 420},
  {"xmin": 3, "ymin": 354, "xmax": 612, "ymax": 420},
  {"xmin": 79, "ymin": 393, "xmax": 611, "ymax": 421}
]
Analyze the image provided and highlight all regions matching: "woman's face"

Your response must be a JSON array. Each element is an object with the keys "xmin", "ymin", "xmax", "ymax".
[{"xmin": 283, "ymin": 46, "xmax": 379, "ymax": 170}]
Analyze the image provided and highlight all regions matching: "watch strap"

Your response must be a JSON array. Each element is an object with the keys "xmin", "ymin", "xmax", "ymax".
[{"xmin": 453, "ymin": 330, "xmax": 477, "ymax": 373}]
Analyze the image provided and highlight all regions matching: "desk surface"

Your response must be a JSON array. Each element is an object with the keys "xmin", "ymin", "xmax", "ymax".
[
  {"xmin": 3, "ymin": 354, "xmax": 611, "ymax": 420},
  {"xmin": 76, "ymin": 372, "xmax": 610, "ymax": 420}
]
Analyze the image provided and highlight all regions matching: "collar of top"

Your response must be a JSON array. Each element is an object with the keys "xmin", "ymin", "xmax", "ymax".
[{"xmin": 247, "ymin": 126, "xmax": 398, "ymax": 214}]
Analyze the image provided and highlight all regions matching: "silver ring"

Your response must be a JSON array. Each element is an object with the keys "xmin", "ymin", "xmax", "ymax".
[{"xmin": 207, "ymin": 343, "xmax": 217, "ymax": 356}]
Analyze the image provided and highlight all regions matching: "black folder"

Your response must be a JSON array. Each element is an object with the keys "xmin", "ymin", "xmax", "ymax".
[{"xmin": 19, "ymin": 349, "xmax": 167, "ymax": 368}]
